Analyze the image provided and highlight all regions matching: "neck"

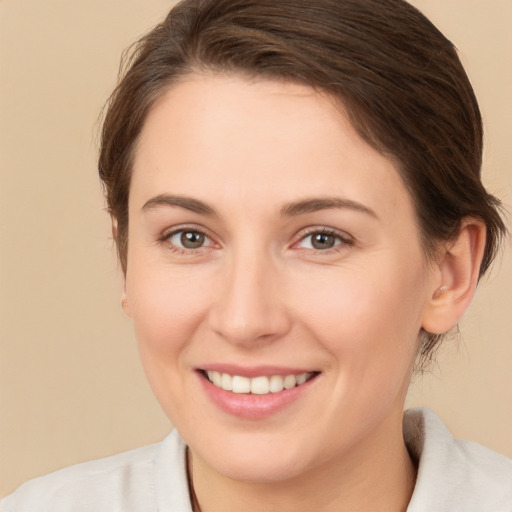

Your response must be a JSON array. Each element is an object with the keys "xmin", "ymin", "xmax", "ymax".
[{"xmin": 188, "ymin": 413, "xmax": 417, "ymax": 512}]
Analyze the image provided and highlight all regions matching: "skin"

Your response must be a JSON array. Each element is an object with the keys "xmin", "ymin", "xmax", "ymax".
[{"xmin": 122, "ymin": 74, "xmax": 485, "ymax": 512}]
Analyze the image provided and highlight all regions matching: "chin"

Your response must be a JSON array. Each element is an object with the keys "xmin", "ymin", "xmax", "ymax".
[
  {"xmin": 210, "ymin": 453, "xmax": 305, "ymax": 484},
  {"xmin": 190, "ymin": 431, "xmax": 311, "ymax": 484}
]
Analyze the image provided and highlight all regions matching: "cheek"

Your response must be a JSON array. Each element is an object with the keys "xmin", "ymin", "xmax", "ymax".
[
  {"xmin": 126, "ymin": 261, "xmax": 212, "ymax": 359},
  {"xmin": 125, "ymin": 264, "xmax": 214, "ymax": 421},
  {"xmin": 300, "ymin": 267, "xmax": 425, "ymax": 423},
  {"xmin": 295, "ymin": 261, "xmax": 426, "ymax": 365}
]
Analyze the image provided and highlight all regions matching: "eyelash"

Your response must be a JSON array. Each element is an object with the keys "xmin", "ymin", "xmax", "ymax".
[{"xmin": 159, "ymin": 226, "xmax": 353, "ymax": 255}]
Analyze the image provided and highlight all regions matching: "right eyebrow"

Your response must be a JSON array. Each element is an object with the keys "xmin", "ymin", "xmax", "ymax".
[{"xmin": 141, "ymin": 194, "xmax": 218, "ymax": 216}]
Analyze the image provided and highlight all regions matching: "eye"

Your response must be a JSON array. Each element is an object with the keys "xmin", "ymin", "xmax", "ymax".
[
  {"xmin": 296, "ymin": 230, "xmax": 351, "ymax": 251},
  {"xmin": 166, "ymin": 229, "xmax": 213, "ymax": 250}
]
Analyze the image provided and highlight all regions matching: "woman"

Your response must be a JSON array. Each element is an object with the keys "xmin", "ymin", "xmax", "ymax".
[{"xmin": 2, "ymin": 0, "xmax": 510, "ymax": 510}]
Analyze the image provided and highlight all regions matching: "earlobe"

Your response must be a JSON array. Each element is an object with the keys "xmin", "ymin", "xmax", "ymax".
[
  {"xmin": 421, "ymin": 218, "xmax": 487, "ymax": 335},
  {"xmin": 121, "ymin": 291, "xmax": 132, "ymax": 317}
]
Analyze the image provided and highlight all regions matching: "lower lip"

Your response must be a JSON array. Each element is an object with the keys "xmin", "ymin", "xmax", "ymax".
[{"xmin": 197, "ymin": 372, "xmax": 318, "ymax": 419}]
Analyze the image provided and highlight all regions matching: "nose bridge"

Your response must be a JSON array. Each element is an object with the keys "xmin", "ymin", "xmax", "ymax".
[{"xmin": 209, "ymin": 242, "xmax": 289, "ymax": 345}]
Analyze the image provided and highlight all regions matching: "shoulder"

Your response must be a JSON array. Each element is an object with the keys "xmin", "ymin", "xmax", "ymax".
[
  {"xmin": 1, "ymin": 435, "xmax": 172, "ymax": 512},
  {"xmin": 405, "ymin": 408, "xmax": 512, "ymax": 512}
]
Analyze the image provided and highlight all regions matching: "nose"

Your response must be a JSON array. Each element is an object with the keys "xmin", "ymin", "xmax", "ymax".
[{"xmin": 207, "ymin": 248, "xmax": 292, "ymax": 347}]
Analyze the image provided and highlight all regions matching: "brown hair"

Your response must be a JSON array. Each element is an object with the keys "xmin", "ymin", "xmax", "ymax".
[{"xmin": 99, "ymin": 0, "xmax": 506, "ymax": 364}]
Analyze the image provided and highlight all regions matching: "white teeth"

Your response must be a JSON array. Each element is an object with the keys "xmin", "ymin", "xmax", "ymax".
[
  {"xmin": 205, "ymin": 371, "xmax": 313, "ymax": 395},
  {"xmin": 269, "ymin": 375, "xmax": 284, "ymax": 393},
  {"xmin": 251, "ymin": 376, "xmax": 270, "ymax": 395},
  {"xmin": 212, "ymin": 371, "xmax": 222, "ymax": 387},
  {"xmin": 232, "ymin": 376, "xmax": 251, "ymax": 394},
  {"xmin": 283, "ymin": 374, "xmax": 297, "ymax": 389},
  {"xmin": 296, "ymin": 373, "xmax": 308, "ymax": 385},
  {"xmin": 221, "ymin": 373, "xmax": 232, "ymax": 391}
]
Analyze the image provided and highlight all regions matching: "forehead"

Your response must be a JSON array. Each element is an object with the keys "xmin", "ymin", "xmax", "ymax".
[{"xmin": 131, "ymin": 73, "xmax": 414, "ymax": 224}]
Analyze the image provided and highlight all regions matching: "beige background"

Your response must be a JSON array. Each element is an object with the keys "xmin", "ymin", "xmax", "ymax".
[{"xmin": 1, "ymin": 0, "xmax": 511, "ymax": 498}]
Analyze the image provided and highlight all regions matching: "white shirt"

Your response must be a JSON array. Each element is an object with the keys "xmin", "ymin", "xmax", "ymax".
[{"xmin": 2, "ymin": 408, "xmax": 511, "ymax": 511}]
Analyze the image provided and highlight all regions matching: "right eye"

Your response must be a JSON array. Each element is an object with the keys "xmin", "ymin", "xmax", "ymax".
[{"xmin": 166, "ymin": 229, "xmax": 214, "ymax": 250}]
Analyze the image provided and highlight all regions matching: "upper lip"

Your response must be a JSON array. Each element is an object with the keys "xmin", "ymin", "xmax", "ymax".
[{"xmin": 198, "ymin": 364, "xmax": 318, "ymax": 378}]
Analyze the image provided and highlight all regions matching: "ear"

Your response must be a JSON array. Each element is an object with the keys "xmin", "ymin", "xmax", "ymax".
[
  {"xmin": 421, "ymin": 218, "xmax": 487, "ymax": 334},
  {"xmin": 121, "ymin": 289, "xmax": 132, "ymax": 318},
  {"xmin": 113, "ymin": 217, "xmax": 132, "ymax": 318}
]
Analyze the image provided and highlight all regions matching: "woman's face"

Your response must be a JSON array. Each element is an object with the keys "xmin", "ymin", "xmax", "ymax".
[{"xmin": 125, "ymin": 74, "xmax": 437, "ymax": 482}]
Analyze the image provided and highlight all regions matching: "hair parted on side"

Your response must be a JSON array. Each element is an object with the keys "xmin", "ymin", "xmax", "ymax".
[{"xmin": 98, "ymin": 0, "xmax": 506, "ymax": 367}]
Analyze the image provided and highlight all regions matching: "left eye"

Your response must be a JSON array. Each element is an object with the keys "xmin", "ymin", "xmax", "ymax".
[
  {"xmin": 167, "ymin": 230, "xmax": 212, "ymax": 250},
  {"xmin": 297, "ymin": 231, "xmax": 345, "ymax": 250}
]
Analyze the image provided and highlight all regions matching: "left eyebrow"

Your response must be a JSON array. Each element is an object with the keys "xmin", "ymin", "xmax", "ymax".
[{"xmin": 280, "ymin": 197, "xmax": 379, "ymax": 219}]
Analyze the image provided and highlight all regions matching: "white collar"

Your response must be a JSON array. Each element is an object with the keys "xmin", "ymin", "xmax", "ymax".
[
  {"xmin": 405, "ymin": 408, "xmax": 512, "ymax": 511},
  {"xmin": 153, "ymin": 409, "xmax": 512, "ymax": 511}
]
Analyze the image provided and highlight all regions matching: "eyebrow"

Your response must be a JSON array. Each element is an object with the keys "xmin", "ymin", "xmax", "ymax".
[
  {"xmin": 142, "ymin": 194, "xmax": 377, "ymax": 219},
  {"xmin": 142, "ymin": 194, "xmax": 218, "ymax": 216},
  {"xmin": 280, "ymin": 197, "xmax": 378, "ymax": 219}
]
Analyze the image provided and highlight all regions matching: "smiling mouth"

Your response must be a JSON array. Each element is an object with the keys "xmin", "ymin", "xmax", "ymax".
[{"xmin": 202, "ymin": 370, "xmax": 318, "ymax": 395}]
